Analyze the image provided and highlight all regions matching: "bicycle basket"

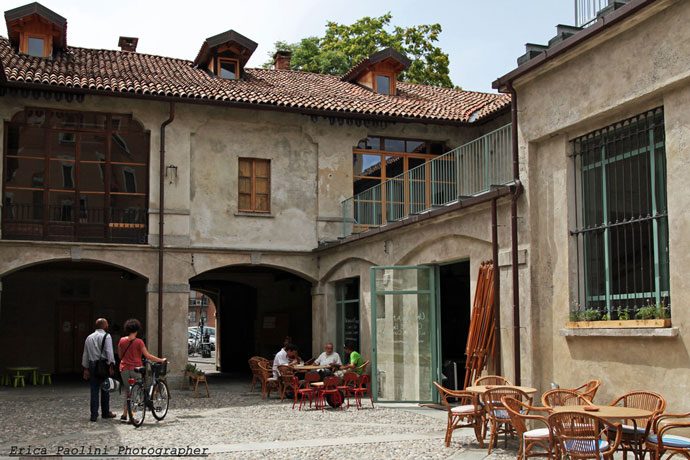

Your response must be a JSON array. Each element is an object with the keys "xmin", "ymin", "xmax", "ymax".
[{"xmin": 152, "ymin": 361, "xmax": 167, "ymax": 376}]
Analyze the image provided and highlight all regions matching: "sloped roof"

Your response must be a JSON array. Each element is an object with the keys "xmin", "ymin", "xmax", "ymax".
[{"xmin": 0, "ymin": 37, "xmax": 510, "ymax": 124}]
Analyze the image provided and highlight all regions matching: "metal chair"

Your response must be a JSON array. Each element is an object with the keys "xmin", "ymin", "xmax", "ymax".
[
  {"xmin": 352, "ymin": 374, "xmax": 374, "ymax": 409},
  {"xmin": 433, "ymin": 381, "xmax": 484, "ymax": 448}
]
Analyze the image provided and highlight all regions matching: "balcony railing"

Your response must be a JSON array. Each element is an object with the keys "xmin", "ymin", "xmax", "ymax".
[
  {"xmin": 2, "ymin": 204, "xmax": 148, "ymax": 244},
  {"xmin": 575, "ymin": 0, "xmax": 611, "ymax": 27},
  {"xmin": 341, "ymin": 124, "xmax": 513, "ymax": 237}
]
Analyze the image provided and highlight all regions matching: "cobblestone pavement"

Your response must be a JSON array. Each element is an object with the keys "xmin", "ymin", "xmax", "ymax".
[{"xmin": 0, "ymin": 376, "xmax": 518, "ymax": 459}]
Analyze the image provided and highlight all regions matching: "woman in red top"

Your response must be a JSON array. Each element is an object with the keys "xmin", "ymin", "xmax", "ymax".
[{"xmin": 118, "ymin": 318, "xmax": 165, "ymax": 422}]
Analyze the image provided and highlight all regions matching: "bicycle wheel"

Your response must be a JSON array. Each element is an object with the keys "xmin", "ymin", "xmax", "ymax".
[
  {"xmin": 127, "ymin": 382, "xmax": 146, "ymax": 427},
  {"xmin": 150, "ymin": 380, "xmax": 170, "ymax": 421}
]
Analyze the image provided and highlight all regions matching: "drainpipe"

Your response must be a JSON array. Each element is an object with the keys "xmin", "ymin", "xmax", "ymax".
[
  {"xmin": 491, "ymin": 198, "xmax": 501, "ymax": 375},
  {"xmin": 158, "ymin": 102, "xmax": 175, "ymax": 355},
  {"xmin": 508, "ymin": 84, "xmax": 521, "ymax": 385}
]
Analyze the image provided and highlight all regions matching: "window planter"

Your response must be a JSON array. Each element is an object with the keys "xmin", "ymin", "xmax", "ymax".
[{"xmin": 566, "ymin": 319, "xmax": 671, "ymax": 329}]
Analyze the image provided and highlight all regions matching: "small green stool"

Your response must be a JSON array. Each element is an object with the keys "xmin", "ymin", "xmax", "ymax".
[
  {"xmin": 39, "ymin": 373, "xmax": 52, "ymax": 385},
  {"xmin": 12, "ymin": 374, "xmax": 25, "ymax": 388}
]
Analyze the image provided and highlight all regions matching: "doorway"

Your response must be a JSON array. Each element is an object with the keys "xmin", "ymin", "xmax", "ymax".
[
  {"xmin": 438, "ymin": 261, "xmax": 471, "ymax": 390},
  {"xmin": 57, "ymin": 301, "xmax": 92, "ymax": 373}
]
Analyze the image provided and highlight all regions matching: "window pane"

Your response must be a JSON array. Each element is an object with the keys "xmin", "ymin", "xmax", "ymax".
[
  {"xmin": 48, "ymin": 191, "xmax": 75, "ymax": 222},
  {"xmin": 256, "ymin": 194, "xmax": 270, "ymax": 212},
  {"xmin": 110, "ymin": 195, "xmax": 146, "ymax": 223},
  {"xmin": 354, "ymin": 178, "xmax": 380, "ymax": 195},
  {"xmin": 238, "ymin": 193, "xmax": 251, "ymax": 210},
  {"xmin": 5, "ymin": 158, "xmax": 44, "ymax": 188},
  {"xmin": 50, "ymin": 132, "xmax": 77, "ymax": 160},
  {"xmin": 385, "ymin": 156, "xmax": 404, "ymax": 178},
  {"xmin": 78, "ymin": 193, "xmax": 106, "ymax": 223},
  {"xmin": 78, "ymin": 162, "xmax": 105, "ymax": 192},
  {"xmin": 353, "ymin": 154, "xmax": 381, "ymax": 178},
  {"xmin": 48, "ymin": 160, "xmax": 75, "ymax": 189},
  {"xmin": 9, "ymin": 126, "xmax": 46, "ymax": 158},
  {"xmin": 111, "ymin": 165, "xmax": 145, "ymax": 193},
  {"xmin": 384, "ymin": 139, "xmax": 405, "ymax": 152},
  {"xmin": 27, "ymin": 37, "xmax": 44, "ymax": 57},
  {"xmin": 112, "ymin": 133, "xmax": 147, "ymax": 164},
  {"xmin": 80, "ymin": 133, "xmax": 107, "ymax": 161},
  {"xmin": 406, "ymin": 140, "xmax": 426, "ymax": 153},
  {"xmin": 219, "ymin": 60, "xmax": 237, "ymax": 79},
  {"xmin": 238, "ymin": 177, "xmax": 251, "ymax": 194},
  {"xmin": 375, "ymin": 75, "xmax": 390, "ymax": 95},
  {"xmin": 255, "ymin": 178, "xmax": 270, "ymax": 194},
  {"xmin": 239, "ymin": 159, "xmax": 251, "ymax": 177},
  {"xmin": 255, "ymin": 160, "xmax": 270, "ymax": 178}
]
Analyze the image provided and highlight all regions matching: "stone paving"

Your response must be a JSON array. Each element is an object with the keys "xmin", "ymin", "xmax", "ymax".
[{"xmin": 0, "ymin": 376, "xmax": 519, "ymax": 459}]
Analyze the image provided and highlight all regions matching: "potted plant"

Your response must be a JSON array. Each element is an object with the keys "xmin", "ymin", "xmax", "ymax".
[{"xmin": 567, "ymin": 300, "xmax": 671, "ymax": 328}]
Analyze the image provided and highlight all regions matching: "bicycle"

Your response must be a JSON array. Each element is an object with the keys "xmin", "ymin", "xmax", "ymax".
[{"xmin": 126, "ymin": 360, "xmax": 170, "ymax": 427}]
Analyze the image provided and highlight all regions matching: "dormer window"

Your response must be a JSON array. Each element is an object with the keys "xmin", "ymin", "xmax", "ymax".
[
  {"xmin": 375, "ymin": 74, "xmax": 391, "ymax": 95},
  {"xmin": 5, "ymin": 3, "xmax": 67, "ymax": 58},
  {"xmin": 342, "ymin": 48, "xmax": 411, "ymax": 96},
  {"xmin": 193, "ymin": 29, "xmax": 257, "ymax": 81},
  {"xmin": 27, "ymin": 36, "xmax": 45, "ymax": 57},
  {"xmin": 218, "ymin": 58, "xmax": 239, "ymax": 80}
]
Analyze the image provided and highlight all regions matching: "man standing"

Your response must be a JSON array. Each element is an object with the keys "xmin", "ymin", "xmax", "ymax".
[{"xmin": 82, "ymin": 318, "xmax": 116, "ymax": 422}]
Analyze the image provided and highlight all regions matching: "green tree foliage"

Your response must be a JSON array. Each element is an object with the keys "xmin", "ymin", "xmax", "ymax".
[{"xmin": 263, "ymin": 13, "xmax": 453, "ymax": 88}]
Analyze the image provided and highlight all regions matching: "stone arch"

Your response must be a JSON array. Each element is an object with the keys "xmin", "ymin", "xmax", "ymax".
[
  {"xmin": 320, "ymin": 256, "xmax": 377, "ymax": 283},
  {"xmin": 396, "ymin": 233, "xmax": 491, "ymax": 266},
  {"xmin": 0, "ymin": 255, "xmax": 150, "ymax": 280}
]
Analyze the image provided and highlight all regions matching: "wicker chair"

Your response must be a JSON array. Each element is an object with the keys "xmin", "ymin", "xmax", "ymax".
[
  {"xmin": 256, "ymin": 360, "xmax": 279, "ymax": 399},
  {"xmin": 609, "ymin": 391, "xmax": 666, "ymax": 459},
  {"xmin": 645, "ymin": 412, "xmax": 690, "ymax": 460},
  {"xmin": 482, "ymin": 386, "xmax": 531, "ymax": 454},
  {"xmin": 433, "ymin": 381, "xmax": 484, "ymax": 448},
  {"xmin": 542, "ymin": 389, "xmax": 593, "ymax": 408},
  {"xmin": 503, "ymin": 396, "xmax": 556, "ymax": 459},
  {"xmin": 572, "ymin": 380, "xmax": 602, "ymax": 402},
  {"xmin": 474, "ymin": 375, "xmax": 513, "ymax": 386},
  {"xmin": 278, "ymin": 365, "xmax": 297, "ymax": 401},
  {"xmin": 549, "ymin": 411, "xmax": 622, "ymax": 460}
]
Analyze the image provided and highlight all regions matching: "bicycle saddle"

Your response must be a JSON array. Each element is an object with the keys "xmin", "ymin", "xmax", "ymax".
[{"xmin": 134, "ymin": 366, "xmax": 146, "ymax": 374}]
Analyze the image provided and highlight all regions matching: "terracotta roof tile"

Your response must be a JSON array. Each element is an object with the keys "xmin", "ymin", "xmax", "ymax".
[{"xmin": 0, "ymin": 37, "xmax": 510, "ymax": 123}]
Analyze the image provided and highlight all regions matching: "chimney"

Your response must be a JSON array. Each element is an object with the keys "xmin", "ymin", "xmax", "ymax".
[
  {"xmin": 118, "ymin": 36, "xmax": 138, "ymax": 52},
  {"xmin": 273, "ymin": 50, "xmax": 292, "ymax": 70}
]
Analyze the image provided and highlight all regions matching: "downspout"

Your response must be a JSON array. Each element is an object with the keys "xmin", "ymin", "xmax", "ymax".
[
  {"xmin": 158, "ymin": 102, "xmax": 175, "ymax": 355},
  {"xmin": 491, "ymin": 198, "xmax": 501, "ymax": 375},
  {"xmin": 508, "ymin": 84, "xmax": 521, "ymax": 385}
]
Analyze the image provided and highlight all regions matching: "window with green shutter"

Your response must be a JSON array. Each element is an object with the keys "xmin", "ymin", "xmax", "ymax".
[{"xmin": 571, "ymin": 107, "xmax": 669, "ymax": 321}]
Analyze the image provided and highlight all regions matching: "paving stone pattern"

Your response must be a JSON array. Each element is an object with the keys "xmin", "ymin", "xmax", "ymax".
[{"xmin": 0, "ymin": 377, "xmax": 518, "ymax": 459}]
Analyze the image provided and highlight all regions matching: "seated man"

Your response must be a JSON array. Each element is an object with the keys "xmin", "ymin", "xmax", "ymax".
[
  {"xmin": 272, "ymin": 343, "xmax": 299, "ymax": 379},
  {"xmin": 338, "ymin": 340, "xmax": 364, "ymax": 375},
  {"xmin": 314, "ymin": 342, "xmax": 341, "ymax": 377}
]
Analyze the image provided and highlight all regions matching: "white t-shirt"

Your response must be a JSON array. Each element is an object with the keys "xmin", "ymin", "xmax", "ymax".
[
  {"xmin": 314, "ymin": 351, "xmax": 342, "ymax": 366},
  {"xmin": 272, "ymin": 348, "xmax": 289, "ymax": 378}
]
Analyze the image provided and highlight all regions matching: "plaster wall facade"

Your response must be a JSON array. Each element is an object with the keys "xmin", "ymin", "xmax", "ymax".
[{"xmin": 515, "ymin": 0, "xmax": 690, "ymax": 410}]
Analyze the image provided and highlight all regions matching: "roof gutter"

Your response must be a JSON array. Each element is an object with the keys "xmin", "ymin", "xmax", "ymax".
[
  {"xmin": 0, "ymin": 80, "xmax": 507, "ymax": 127},
  {"xmin": 157, "ymin": 102, "xmax": 175, "ymax": 356},
  {"xmin": 492, "ymin": 0, "xmax": 658, "ymax": 92}
]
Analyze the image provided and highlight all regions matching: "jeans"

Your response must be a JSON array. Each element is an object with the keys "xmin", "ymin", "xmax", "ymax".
[{"xmin": 89, "ymin": 362, "xmax": 110, "ymax": 418}]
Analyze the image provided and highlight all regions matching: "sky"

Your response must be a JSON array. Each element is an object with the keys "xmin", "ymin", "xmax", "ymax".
[{"xmin": 3, "ymin": 0, "xmax": 575, "ymax": 92}]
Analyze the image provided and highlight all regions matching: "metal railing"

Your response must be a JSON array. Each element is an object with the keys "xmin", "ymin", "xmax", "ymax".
[
  {"xmin": 341, "ymin": 124, "xmax": 513, "ymax": 237},
  {"xmin": 2, "ymin": 204, "xmax": 148, "ymax": 244},
  {"xmin": 575, "ymin": 0, "xmax": 611, "ymax": 27}
]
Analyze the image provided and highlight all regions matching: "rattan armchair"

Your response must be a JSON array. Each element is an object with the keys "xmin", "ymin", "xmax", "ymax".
[
  {"xmin": 482, "ymin": 386, "xmax": 531, "ymax": 454},
  {"xmin": 572, "ymin": 380, "xmax": 602, "ymax": 402},
  {"xmin": 503, "ymin": 396, "xmax": 556, "ymax": 459},
  {"xmin": 645, "ymin": 412, "xmax": 690, "ymax": 460},
  {"xmin": 474, "ymin": 375, "xmax": 513, "ymax": 386},
  {"xmin": 609, "ymin": 391, "xmax": 666, "ymax": 459},
  {"xmin": 542, "ymin": 389, "xmax": 593, "ymax": 408},
  {"xmin": 549, "ymin": 411, "xmax": 622, "ymax": 459},
  {"xmin": 278, "ymin": 365, "xmax": 297, "ymax": 401},
  {"xmin": 256, "ymin": 360, "xmax": 279, "ymax": 399},
  {"xmin": 433, "ymin": 382, "xmax": 484, "ymax": 448},
  {"xmin": 248, "ymin": 356, "xmax": 267, "ymax": 392}
]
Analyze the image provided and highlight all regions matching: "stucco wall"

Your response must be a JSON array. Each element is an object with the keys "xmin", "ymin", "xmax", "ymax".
[{"xmin": 517, "ymin": 0, "xmax": 690, "ymax": 410}]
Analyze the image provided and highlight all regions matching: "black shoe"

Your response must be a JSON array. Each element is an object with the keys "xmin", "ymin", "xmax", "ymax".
[
  {"xmin": 90, "ymin": 416, "xmax": 98, "ymax": 422},
  {"xmin": 120, "ymin": 415, "xmax": 128, "ymax": 422}
]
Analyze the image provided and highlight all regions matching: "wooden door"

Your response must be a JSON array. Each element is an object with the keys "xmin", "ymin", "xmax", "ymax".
[{"xmin": 57, "ymin": 302, "xmax": 92, "ymax": 373}]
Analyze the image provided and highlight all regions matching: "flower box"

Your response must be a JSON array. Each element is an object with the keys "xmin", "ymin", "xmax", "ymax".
[{"xmin": 566, "ymin": 319, "xmax": 671, "ymax": 329}]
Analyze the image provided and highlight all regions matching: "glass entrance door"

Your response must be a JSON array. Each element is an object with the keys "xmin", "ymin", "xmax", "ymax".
[{"xmin": 371, "ymin": 266, "xmax": 439, "ymax": 402}]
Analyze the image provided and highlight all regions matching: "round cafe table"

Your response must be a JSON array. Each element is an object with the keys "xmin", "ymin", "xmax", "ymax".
[
  {"xmin": 292, "ymin": 365, "xmax": 328, "ymax": 372},
  {"xmin": 7, "ymin": 367, "xmax": 39, "ymax": 386},
  {"xmin": 551, "ymin": 404, "xmax": 653, "ymax": 420},
  {"xmin": 466, "ymin": 385, "xmax": 538, "ymax": 395}
]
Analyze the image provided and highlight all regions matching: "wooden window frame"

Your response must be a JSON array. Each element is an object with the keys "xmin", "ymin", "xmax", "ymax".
[
  {"xmin": 217, "ymin": 57, "xmax": 240, "ymax": 80},
  {"xmin": 21, "ymin": 34, "xmax": 50, "ymax": 58},
  {"xmin": 238, "ymin": 157, "xmax": 271, "ymax": 213},
  {"xmin": 373, "ymin": 71, "xmax": 396, "ymax": 95}
]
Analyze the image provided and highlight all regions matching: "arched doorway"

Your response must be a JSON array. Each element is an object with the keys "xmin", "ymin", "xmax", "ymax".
[
  {"xmin": 190, "ymin": 266, "xmax": 313, "ymax": 373},
  {"xmin": 0, "ymin": 261, "xmax": 147, "ymax": 376}
]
